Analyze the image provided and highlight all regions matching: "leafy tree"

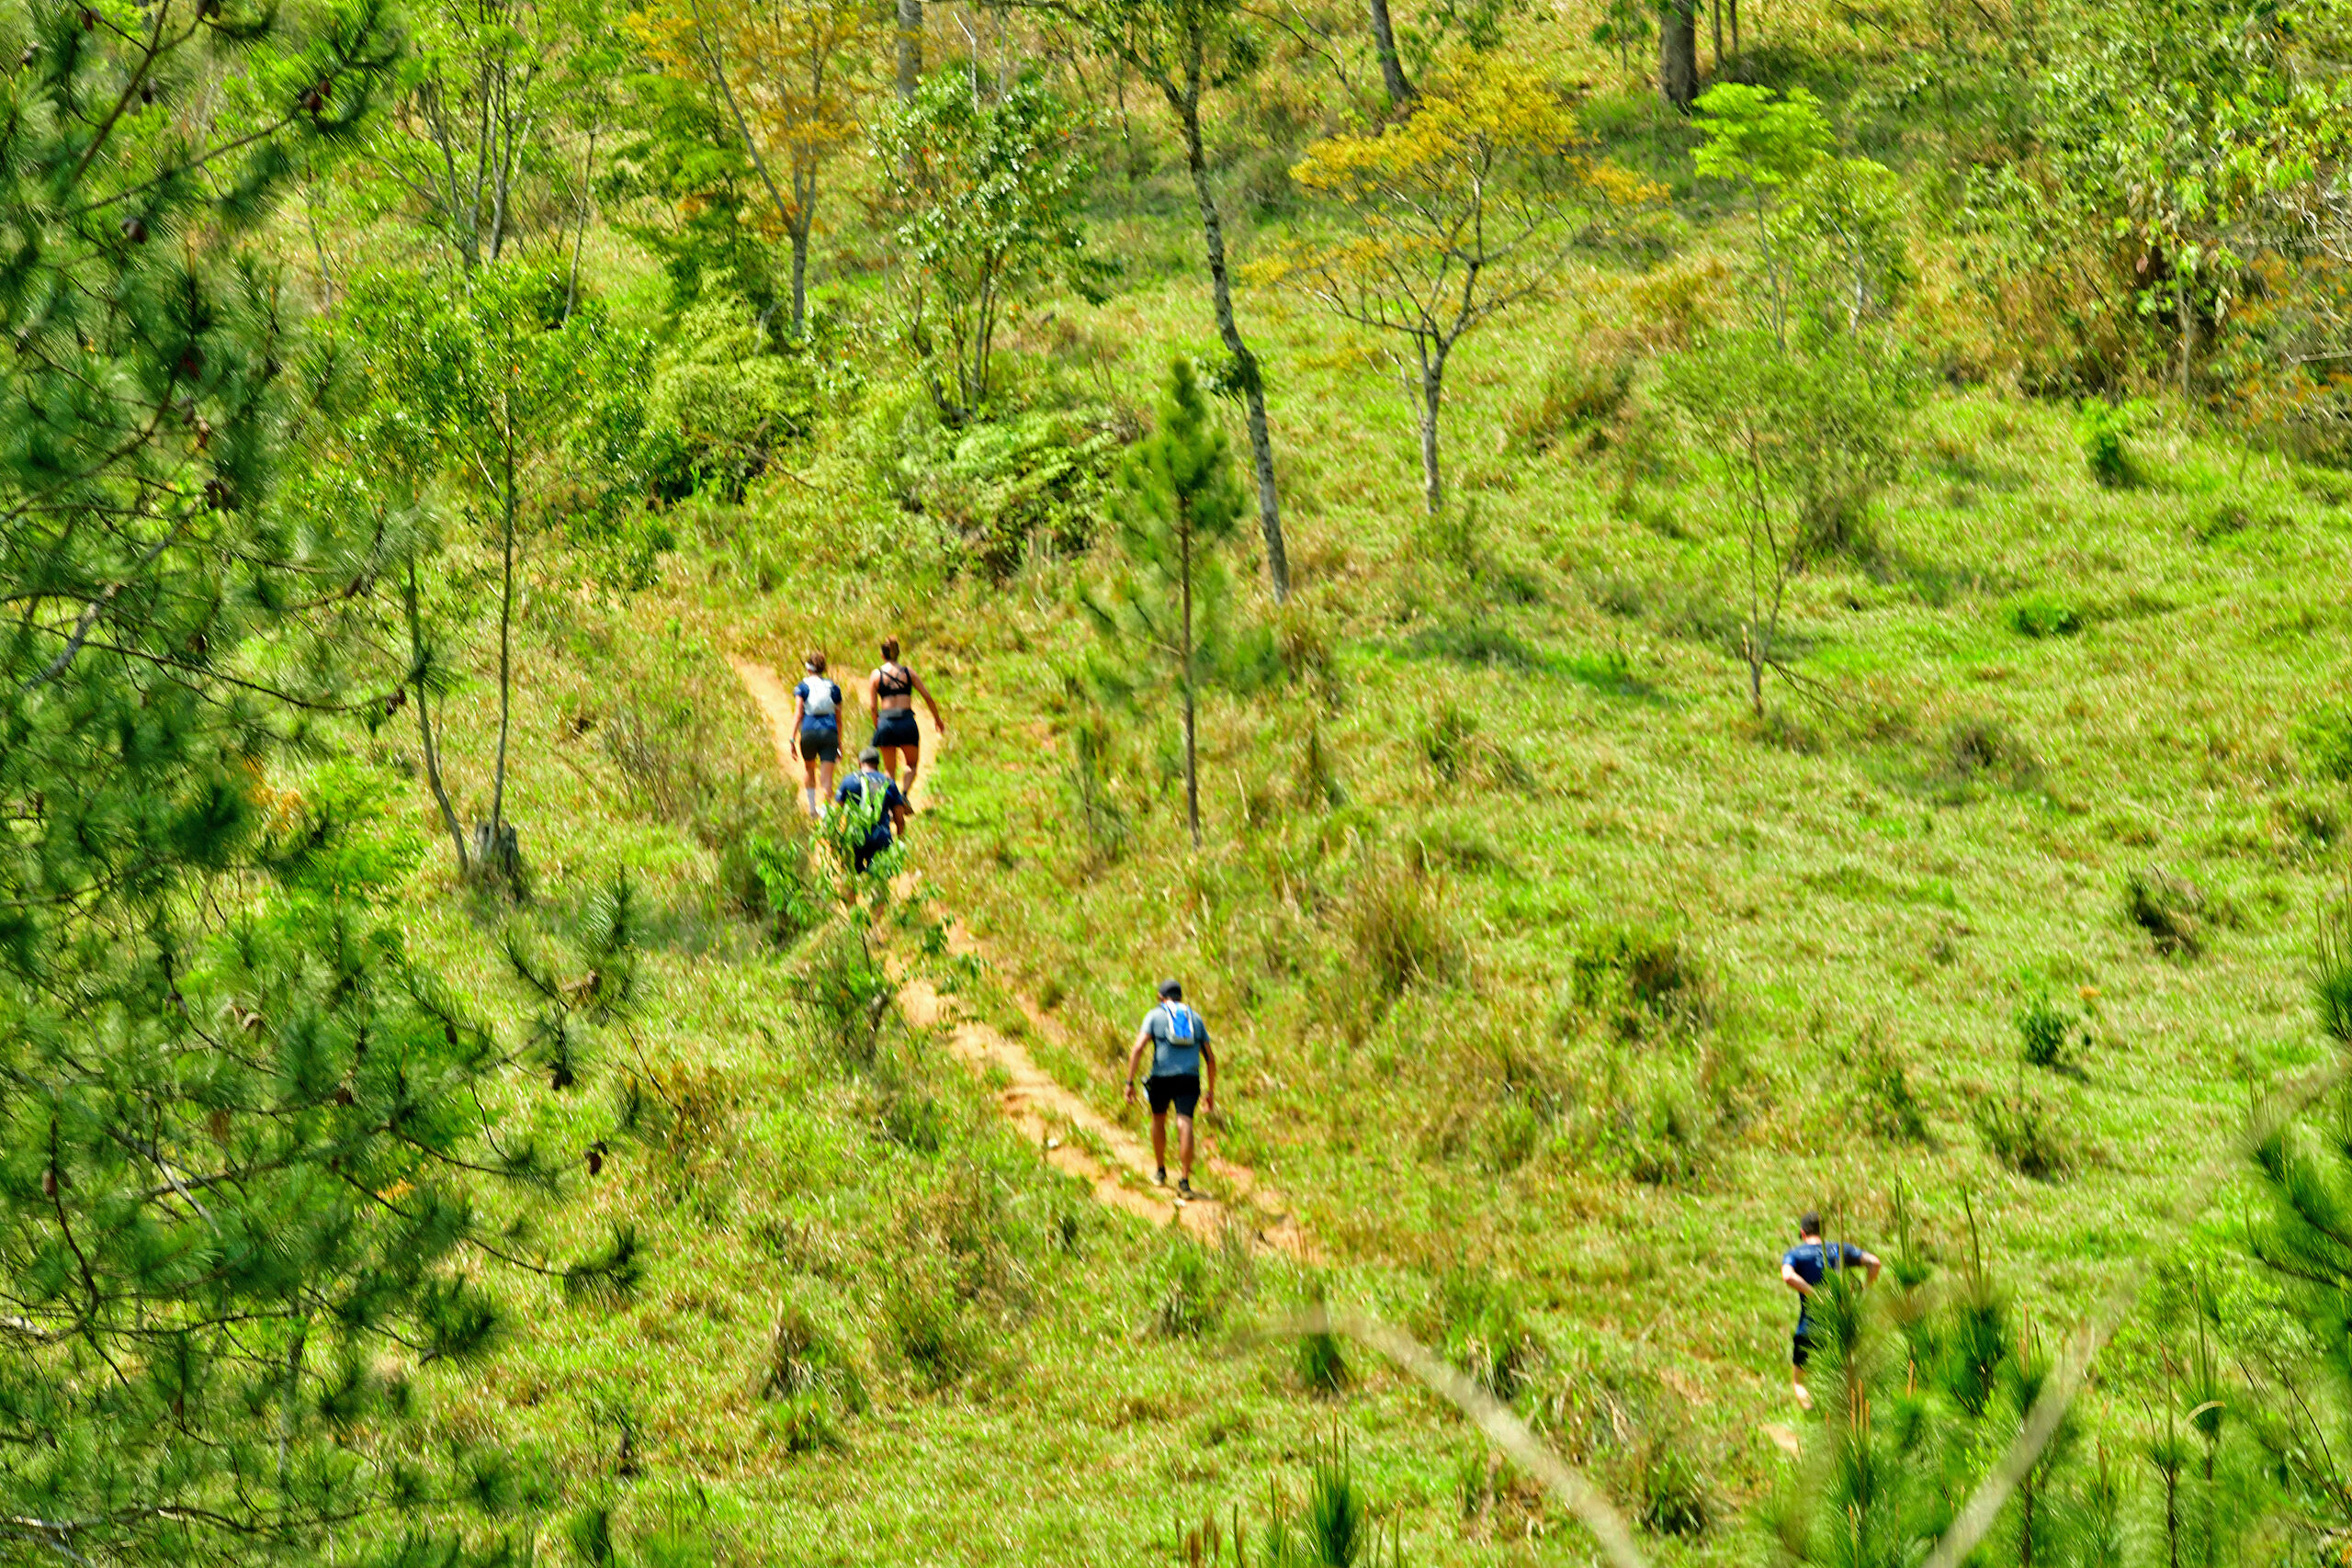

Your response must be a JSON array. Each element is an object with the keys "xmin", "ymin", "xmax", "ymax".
[
  {"xmin": 1255, "ymin": 58, "xmax": 1659, "ymax": 514},
  {"xmin": 876, "ymin": 72, "xmax": 1102, "ymax": 423},
  {"xmin": 340, "ymin": 265, "xmax": 653, "ymax": 884},
  {"xmin": 629, "ymin": 0, "xmax": 876, "ymax": 335},
  {"xmin": 1084, "ymin": 360, "xmax": 1274, "ymax": 849},
  {"xmin": 1035, "ymin": 0, "xmax": 1293, "ymax": 602},
  {"xmin": 0, "ymin": 2, "xmax": 594, "ymax": 1559},
  {"xmin": 1692, "ymin": 85, "xmax": 1910, "ymax": 350}
]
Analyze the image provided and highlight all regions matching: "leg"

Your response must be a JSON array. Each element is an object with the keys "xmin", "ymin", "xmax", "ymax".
[
  {"xmin": 899, "ymin": 743, "xmax": 922, "ymax": 795},
  {"xmin": 1174, "ymin": 1111, "xmax": 1196, "ymax": 1182},
  {"xmin": 1792, "ymin": 1337, "xmax": 1814, "ymax": 1410},
  {"xmin": 819, "ymin": 759, "xmax": 836, "ymax": 813},
  {"xmin": 1149, "ymin": 1110, "xmax": 1169, "ymax": 1175},
  {"xmin": 800, "ymin": 753, "xmax": 819, "ymax": 817}
]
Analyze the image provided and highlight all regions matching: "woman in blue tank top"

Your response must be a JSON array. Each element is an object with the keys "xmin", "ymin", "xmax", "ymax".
[{"xmin": 790, "ymin": 650, "xmax": 842, "ymax": 818}]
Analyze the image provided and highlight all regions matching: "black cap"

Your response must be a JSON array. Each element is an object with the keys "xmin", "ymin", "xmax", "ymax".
[
  {"xmin": 859, "ymin": 747, "xmax": 882, "ymax": 765},
  {"xmin": 1158, "ymin": 978, "xmax": 1182, "ymax": 999}
]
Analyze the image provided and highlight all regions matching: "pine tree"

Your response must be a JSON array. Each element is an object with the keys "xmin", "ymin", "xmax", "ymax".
[
  {"xmin": 0, "ymin": 5, "xmax": 586, "ymax": 1559},
  {"xmin": 1083, "ymin": 358, "xmax": 1274, "ymax": 849}
]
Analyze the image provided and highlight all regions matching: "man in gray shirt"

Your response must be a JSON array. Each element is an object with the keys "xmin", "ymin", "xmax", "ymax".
[{"xmin": 1124, "ymin": 978, "xmax": 1218, "ymax": 1199}]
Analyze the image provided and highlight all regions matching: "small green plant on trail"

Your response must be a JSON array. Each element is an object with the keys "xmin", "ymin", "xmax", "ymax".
[
  {"xmin": 1251, "ymin": 56, "xmax": 1660, "ymax": 514},
  {"xmin": 876, "ymin": 72, "xmax": 1103, "ymax": 423},
  {"xmin": 1084, "ymin": 357, "xmax": 1277, "ymax": 848},
  {"xmin": 1181, "ymin": 1436, "xmax": 1410, "ymax": 1567}
]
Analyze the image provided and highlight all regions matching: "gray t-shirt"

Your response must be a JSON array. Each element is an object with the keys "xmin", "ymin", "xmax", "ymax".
[{"xmin": 1143, "ymin": 1002, "xmax": 1209, "ymax": 1078}]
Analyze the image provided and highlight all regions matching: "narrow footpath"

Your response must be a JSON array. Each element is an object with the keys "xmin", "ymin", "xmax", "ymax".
[{"xmin": 727, "ymin": 654, "xmax": 1312, "ymax": 1258}]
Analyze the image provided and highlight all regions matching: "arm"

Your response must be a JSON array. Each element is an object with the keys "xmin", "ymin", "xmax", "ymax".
[
  {"xmin": 790, "ymin": 693, "xmax": 805, "ymax": 755},
  {"xmin": 891, "ymin": 798, "xmax": 912, "ymax": 834},
  {"xmin": 1124, "ymin": 1028, "xmax": 1151, "ymax": 1104},
  {"xmin": 913, "ymin": 671, "xmax": 945, "ymax": 736},
  {"xmin": 1781, "ymin": 1262, "xmax": 1813, "ymax": 1298},
  {"xmin": 1860, "ymin": 1250, "xmax": 1883, "ymax": 1286},
  {"xmin": 1199, "ymin": 1039, "xmax": 1216, "ymax": 1114}
]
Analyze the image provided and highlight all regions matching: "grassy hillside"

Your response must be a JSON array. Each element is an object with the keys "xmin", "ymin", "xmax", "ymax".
[{"xmin": 315, "ymin": 226, "xmax": 2352, "ymax": 1564}]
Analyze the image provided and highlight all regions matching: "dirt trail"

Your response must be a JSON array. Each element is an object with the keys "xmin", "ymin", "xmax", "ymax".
[{"xmin": 726, "ymin": 653, "xmax": 1313, "ymax": 1258}]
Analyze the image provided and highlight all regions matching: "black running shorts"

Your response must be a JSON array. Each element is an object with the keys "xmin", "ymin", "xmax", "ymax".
[
  {"xmin": 798, "ymin": 725, "xmax": 839, "ymax": 762},
  {"xmin": 874, "ymin": 708, "xmax": 921, "ymax": 748},
  {"xmin": 1146, "ymin": 1073, "xmax": 1201, "ymax": 1117}
]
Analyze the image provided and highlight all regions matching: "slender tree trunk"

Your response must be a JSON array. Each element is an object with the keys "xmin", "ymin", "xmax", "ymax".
[
  {"xmin": 2177, "ymin": 263, "xmax": 2195, "ymax": 401},
  {"xmin": 1659, "ymin": 0, "xmax": 1700, "ymax": 108},
  {"xmin": 1171, "ymin": 90, "xmax": 1290, "ymax": 603},
  {"xmin": 404, "ymin": 558, "xmax": 469, "ymax": 873},
  {"xmin": 1368, "ymin": 0, "xmax": 1411, "ymax": 107},
  {"xmin": 1711, "ymin": 0, "xmax": 1723, "ymax": 70},
  {"xmin": 897, "ymin": 0, "xmax": 922, "ymax": 99},
  {"xmin": 1729, "ymin": 0, "xmax": 1739, "ymax": 62},
  {"xmin": 564, "ymin": 126, "xmax": 595, "ymax": 322},
  {"xmin": 686, "ymin": 0, "xmax": 797, "ymax": 244},
  {"xmin": 1417, "ymin": 352, "xmax": 1444, "ymax": 515},
  {"xmin": 489, "ymin": 386, "xmax": 516, "ymax": 857},
  {"xmin": 790, "ymin": 219, "xmax": 809, "ymax": 338},
  {"xmin": 1180, "ymin": 504, "xmax": 1199, "ymax": 850}
]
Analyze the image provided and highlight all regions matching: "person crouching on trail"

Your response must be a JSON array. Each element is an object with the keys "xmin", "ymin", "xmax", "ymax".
[
  {"xmin": 791, "ymin": 650, "xmax": 842, "ymax": 818},
  {"xmin": 1781, "ymin": 1211, "xmax": 1880, "ymax": 1411},
  {"xmin": 834, "ymin": 746, "xmax": 910, "ymax": 874},
  {"xmin": 1125, "ymin": 979, "xmax": 1216, "ymax": 1199}
]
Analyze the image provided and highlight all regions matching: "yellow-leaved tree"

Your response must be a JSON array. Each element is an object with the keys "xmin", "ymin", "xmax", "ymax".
[
  {"xmin": 1252, "ymin": 61, "xmax": 1661, "ymax": 514},
  {"xmin": 629, "ymin": 0, "xmax": 876, "ymax": 334}
]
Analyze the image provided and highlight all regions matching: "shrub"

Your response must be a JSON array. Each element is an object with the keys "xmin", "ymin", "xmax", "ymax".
[
  {"xmin": 2075, "ymin": 398, "xmax": 2148, "ymax": 487},
  {"xmin": 1298, "ymin": 1442, "xmax": 1369, "ymax": 1566},
  {"xmin": 644, "ymin": 290, "xmax": 816, "ymax": 501},
  {"xmin": 1343, "ymin": 863, "xmax": 1462, "ymax": 997},
  {"xmin": 764, "ymin": 1392, "xmax": 842, "ymax": 1454},
  {"xmin": 2320, "ymin": 898, "xmax": 2352, "ymax": 1046},
  {"xmin": 2008, "ymin": 593, "xmax": 2084, "ymax": 638},
  {"xmin": 762, "ymin": 1300, "xmax": 869, "ymax": 1416},
  {"xmin": 1298, "ymin": 1325, "xmax": 1350, "ymax": 1396},
  {"xmin": 879, "ymin": 1270, "xmax": 984, "ymax": 1389},
  {"xmin": 2295, "ymin": 705, "xmax": 2352, "ymax": 783},
  {"xmin": 1937, "ymin": 718, "xmax": 2041, "ymax": 798},
  {"xmin": 2123, "ymin": 865, "xmax": 2208, "ymax": 958},
  {"xmin": 1437, "ymin": 1271, "xmax": 1543, "ymax": 1402},
  {"xmin": 1972, "ymin": 1078, "xmax": 2078, "ymax": 1179},
  {"xmin": 1840, "ymin": 1023, "xmax": 1931, "ymax": 1145},
  {"xmin": 1571, "ymin": 923, "xmax": 1711, "ymax": 1035},
  {"xmin": 1151, "ymin": 1236, "xmax": 1237, "ymax": 1337},
  {"xmin": 1419, "ymin": 709, "xmax": 1480, "ymax": 779},
  {"xmin": 1504, "ymin": 343, "xmax": 1637, "ymax": 457},
  {"xmin": 2014, "ymin": 992, "xmax": 2085, "ymax": 1074},
  {"xmin": 795, "ymin": 921, "xmax": 895, "ymax": 1070},
  {"xmin": 1633, "ymin": 1432, "xmax": 1712, "ymax": 1537}
]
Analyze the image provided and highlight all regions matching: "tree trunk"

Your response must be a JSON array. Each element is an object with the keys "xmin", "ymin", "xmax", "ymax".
[
  {"xmin": 1180, "ymin": 503, "xmax": 1200, "ymax": 850},
  {"xmin": 2177, "ymin": 265, "xmax": 2195, "ymax": 401},
  {"xmin": 1417, "ymin": 356, "xmax": 1444, "ymax": 515},
  {"xmin": 404, "ymin": 558, "xmax": 469, "ymax": 874},
  {"xmin": 1711, "ymin": 0, "xmax": 1723, "ymax": 71},
  {"xmin": 1368, "ymin": 0, "xmax": 1411, "ymax": 107},
  {"xmin": 1728, "ymin": 0, "xmax": 1739, "ymax": 62},
  {"xmin": 790, "ymin": 220, "xmax": 809, "ymax": 338},
  {"xmin": 1659, "ymin": 0, "xmax": 1700, "ymax": 109},
  {"xmin": 564, "ymin": 126, "xmax": 595, "ymax": 322},
  {"xmin": 488, "ymin": 382, "xmax": 516, "ymax": 870},
  {"xmin": 896, "ymin": 0, "xmax": 922, "ymax": 99},
  {"xmin": 1173, "ymin": 92, "xmax": 1291, "ymax": 603}
]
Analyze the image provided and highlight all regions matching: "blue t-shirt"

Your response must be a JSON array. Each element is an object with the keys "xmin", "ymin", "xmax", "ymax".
[
  {"xmin": 795, "ymin": 678, "xmax": 842, "ymax": 732},
  {"xmin": 1143, "ymin": 1002, "xmax": 1209, "ymax": 1078},
  {"xmin": 834, "ymin": 770, "xmax": 909, "ymax": 848},
  {"xmin": 1783, "ymin": 1241, "xmax": 1870, "ymax": 1334}
]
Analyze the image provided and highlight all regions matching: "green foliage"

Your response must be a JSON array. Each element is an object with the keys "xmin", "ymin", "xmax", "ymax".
[
  {"xmin": 2076, "ymin": 400, "xmax": 2149, "ymax": 487},
  {"xmin": 2295, "ymin": 705, "xmax": 2352, "ymax": 784},
  {"xmin": 644, "ymin": 288, "xmax": 817, "ymax": 501},
  {"xmin": 2015, "ymin": 991, "xmax": 2086, "ymax": 1074},
  {"xmin": 1972, "ymin": 1076, "xmax": 2080, "ymax": 1179},
  {"xmin": 1085, "ymin": 358, "xmax": 1277, "ymax": 845},
  {"xmin": 1435, "ymin": 1271, "xmax": 1541, "ymax": 1402},
  {"xmin": 0, "ymin": 5, "xmax": 601, "ymax": 1558},
  {"xmin": 2009, "ymin": 592, "xmax": 2085, "ymax": 637},
  {"xmin": 2124, "ymin": 865, "xmax": 2210, "ymax": 959},
  {"xmin": 877, "ymin": 72, "xmax": 1103, "ymax": 423}
]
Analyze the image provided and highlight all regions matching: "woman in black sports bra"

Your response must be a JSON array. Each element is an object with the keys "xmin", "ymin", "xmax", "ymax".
[{"xmin": 865, "ymin": 635, "xmax": 946, "ymax": 795}]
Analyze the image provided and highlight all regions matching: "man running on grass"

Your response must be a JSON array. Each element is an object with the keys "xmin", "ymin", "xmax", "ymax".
[
  {"xmin": 1781, "ymin": 1211, "xmax": 1880, "ymax": 1411},
  {"xmin": 1125, "ymin": 979, "xmax": 1216, "ymax": 1200}
]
